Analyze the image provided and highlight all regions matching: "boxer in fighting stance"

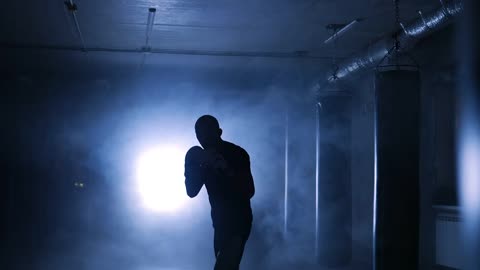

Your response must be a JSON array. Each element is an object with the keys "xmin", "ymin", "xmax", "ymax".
[{"xmin": 184, "ymin": 115, "xmax": 255, "ymax": 270}]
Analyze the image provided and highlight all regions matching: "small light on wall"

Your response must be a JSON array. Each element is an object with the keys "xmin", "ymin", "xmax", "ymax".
[{"xmin": 74, "ymin": 181, "xmax": 85, "ymax": 188}]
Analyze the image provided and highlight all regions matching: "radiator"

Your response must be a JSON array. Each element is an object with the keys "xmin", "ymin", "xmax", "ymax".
[{"xmin": 434, "ymin": 205, "xmax": 461, "ymax": 269}]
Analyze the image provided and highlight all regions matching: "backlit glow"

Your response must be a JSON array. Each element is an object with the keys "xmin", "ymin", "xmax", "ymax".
[{"xmin": 136, "ymin": 145, "xmax": 187, "ymax": 213}]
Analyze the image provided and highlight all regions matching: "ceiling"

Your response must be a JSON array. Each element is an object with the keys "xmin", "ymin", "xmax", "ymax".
[{"xmin": 0, "ymin": 0, "xmax": 441, "ymax": 74}]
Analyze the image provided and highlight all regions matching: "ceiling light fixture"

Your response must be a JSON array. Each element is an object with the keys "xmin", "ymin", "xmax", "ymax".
[
  {"xmin": 324, "ymin": 18, "xmax": 363, "ymax": 45},
  {"xmin": 144, "ymin": 7, "xmax": 157, "ymax": 50},
  {"xmin": 64, "ymin": 1, "xmax": 87, "ymax": 52}
]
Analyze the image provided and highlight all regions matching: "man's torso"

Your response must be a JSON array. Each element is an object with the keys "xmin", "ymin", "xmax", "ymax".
[{"xmin": 204, "ymin": 141, "xmax": 252, "ymax": 233}]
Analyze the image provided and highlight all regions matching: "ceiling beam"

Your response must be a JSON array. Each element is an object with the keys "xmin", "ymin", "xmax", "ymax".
[{"xmin": 0, "ymin": 42, "xmax": 339, "ymax": 60}]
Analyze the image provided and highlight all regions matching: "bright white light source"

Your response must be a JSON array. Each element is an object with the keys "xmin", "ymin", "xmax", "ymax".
[{"xmin": 136, "ymin": 145, "xmax": 187, "ymax": 213}]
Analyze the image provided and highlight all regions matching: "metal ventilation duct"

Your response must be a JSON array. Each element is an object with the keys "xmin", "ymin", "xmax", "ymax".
[{"xmin": 328, "ymin": 0, "xmax": 463, "ymax": 81}]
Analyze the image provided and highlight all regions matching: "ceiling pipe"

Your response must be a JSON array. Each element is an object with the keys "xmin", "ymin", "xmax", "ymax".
[
  {"xmin": 327, "ymin": 0, "xmax": 463, "ymax": 81},
  {"xmin": 64, "ymin": 1, "xmax": 87, "ymax": 52},
  {"xmin": 0, "ymin": 42, "xmax": 335, "ymax": 59}
]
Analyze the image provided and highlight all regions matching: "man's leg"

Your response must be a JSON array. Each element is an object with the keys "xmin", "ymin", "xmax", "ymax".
[{"xmin": 214, "ymin": 231, "xmax": 249, "ymax": 270}]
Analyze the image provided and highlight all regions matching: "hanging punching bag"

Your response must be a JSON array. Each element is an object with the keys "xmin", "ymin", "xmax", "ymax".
[{"xmin": 374, "ymin": 69, "xmax": 421, "ymax": 270}]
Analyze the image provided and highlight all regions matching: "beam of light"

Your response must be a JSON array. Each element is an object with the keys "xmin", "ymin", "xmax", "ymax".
[
  {"xmin": 458, "ymin": 116, "xmax": 480, "ymax": 237},
  {"xmin": 135, "ymin": 144, "xmax": 188, "ymax": 213},
  {"xmin": 315, "ymin": 102, "xmax": 320, "ymax": 258},
  {"xmin": 458, "ymin": 104, "xmax": 480, "ymax": 270},
  {"xmin": 372, "ymin": 96, "xmax": 378, "ymax": 270},
  {"xmin": 284, "ymin": 110, "xmax": 289, "ymax": 236},
  {"xmin": 459, "ymin": 128, "xmax": 480, "ymax": 213}
]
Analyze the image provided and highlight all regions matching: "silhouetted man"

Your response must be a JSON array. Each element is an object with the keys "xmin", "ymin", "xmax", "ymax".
[{"xmin": 184, "ymin": 115, "xmax": 255, "ymax": 270}]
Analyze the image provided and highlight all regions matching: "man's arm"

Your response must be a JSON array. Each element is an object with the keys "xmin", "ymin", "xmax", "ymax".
[
  {"xmin": 232, "ymin": 148, "xmax": 255, "ymax": 199},
  {"xmin": 184, "ymin": 147, "xmax": 205, "ymax": 198},
  {"xmin": 242, "ymin": 150, "xmax": 255, "ymax": 199},
  {"xmin": 184, "ymin": 164, "xmax": 204, "ymax": 198}
]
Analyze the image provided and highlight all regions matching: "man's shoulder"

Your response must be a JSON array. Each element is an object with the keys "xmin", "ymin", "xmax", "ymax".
[{"xmin": 222, "ymin": 140, "xmax": 248, "ymax": 155}]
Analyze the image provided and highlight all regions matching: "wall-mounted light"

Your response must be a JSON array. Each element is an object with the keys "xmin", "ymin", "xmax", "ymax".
[{"xmin": 74, "ymin": 181, "xmax": 85, "ymax": 188}]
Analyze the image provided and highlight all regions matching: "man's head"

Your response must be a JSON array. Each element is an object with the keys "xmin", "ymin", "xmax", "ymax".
[{"xmin": 195, "ymin": 115, "xmax": 222, "ymax": 149}]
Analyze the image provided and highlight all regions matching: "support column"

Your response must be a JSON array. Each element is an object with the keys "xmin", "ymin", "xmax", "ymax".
[
  {"xmin": 374, "ymin": 70, "xmax": 420, "ymax": 270},
  {"xmin": 316, "ymin": 91, "xmax": 352, "ymax": 267}
]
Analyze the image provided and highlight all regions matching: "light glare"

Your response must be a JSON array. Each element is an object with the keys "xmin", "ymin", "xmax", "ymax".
[{"xmin": 136, "ymin": 145, "xmax": 187, "ymax": 213}]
